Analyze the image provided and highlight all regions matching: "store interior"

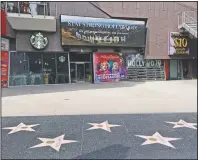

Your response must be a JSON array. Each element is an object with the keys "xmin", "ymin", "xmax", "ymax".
[
  {"xmin": 169, "ymin": 59, "xmax": 192, "ymax": 80},
  {"xmin": 9, "ymin": 52, "xmax": 92, "ymax": 86}
]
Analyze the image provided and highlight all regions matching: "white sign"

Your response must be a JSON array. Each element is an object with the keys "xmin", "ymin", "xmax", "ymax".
[
  {"xmin": 30, "ymin": 32, "xmax": 48, "ymax": 50},
  {"xmin": 59, "ymin": 56, "xmax": 66, "ymax": 62},
  {"xmin": 1, "ymin": 38, "xmax": 9, "ymax": 51},
  {"xmin": 126, "ymin": 54, "xmax": 162, "ymax": 68}
]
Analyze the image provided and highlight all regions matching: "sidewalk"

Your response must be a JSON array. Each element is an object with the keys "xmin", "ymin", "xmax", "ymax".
[{"xmin": 2, "ymin": 80, "xmax": 197, "ymax": 117}]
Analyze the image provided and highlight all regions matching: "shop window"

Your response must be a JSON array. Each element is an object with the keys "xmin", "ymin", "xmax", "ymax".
[
  {"xmin": 9, "ymin": 52, "xmax": 70, "ymax": 86},
  {"xmin": 27, "ymin": 52, "xmax": 44, "ymax": 85},
  {"xmin": 9, "ymin": 52, "xmax": 44, "ymax": 86},
  {"xmin": 43, "ymin": 53, "xmax": 56, "ymax": 84},
  {"xmin": 9, "ymin": 52, "xmax": 29, "ymax": 86},
  {"xmin": 124, "ymin": 53, "xmax": 165, "ymax": 80},
  {"xmin": 56, "ymin": 53, "xmax": 69, "ymax": 84}
]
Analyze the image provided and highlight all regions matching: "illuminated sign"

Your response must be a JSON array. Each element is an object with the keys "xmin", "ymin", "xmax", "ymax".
[
  {"xmin": 60, "ymin": 15, "xmax": 146, "ymax": 47},
  {"xmin": 169, "ymin": 32, "xmax": 190, "ymax": 55}
]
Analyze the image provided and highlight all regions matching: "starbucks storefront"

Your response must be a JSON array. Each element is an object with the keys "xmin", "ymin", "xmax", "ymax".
[{"xmin": 9, "ymin": 51, "xmax": 70, "ymax": 86}]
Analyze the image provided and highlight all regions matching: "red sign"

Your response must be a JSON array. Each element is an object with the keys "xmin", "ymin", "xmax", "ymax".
[
  {"xmin": 1, "ymin": 51, "xmax": 9, "ymax": 87},
  {"xmin": 1, "ymin": 9, "xmax": 7, "ymax": 36}
]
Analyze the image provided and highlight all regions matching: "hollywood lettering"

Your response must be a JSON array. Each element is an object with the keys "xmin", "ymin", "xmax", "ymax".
[
  {"xmin": 127, "ymin": 60, "xmax": 162, "ymax": 68},
  {"xmin": 127, "ymin": 60, "xmax": 145, "ymax": 67}
]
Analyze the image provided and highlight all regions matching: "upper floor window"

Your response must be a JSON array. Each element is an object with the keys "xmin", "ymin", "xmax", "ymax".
[{"xmin": 5, "ymin": 1, "xmax": 49, "ymax": 16}]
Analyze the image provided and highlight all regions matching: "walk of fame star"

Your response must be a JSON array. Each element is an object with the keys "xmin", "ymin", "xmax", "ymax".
[
  {"xmin": 135, "ymin": 132, "xmax": 181, "ymax": 149},
  {"xmin": 86, "ymin": 120, "xmax": 121, "ymax": 132},
  {"xmin": 29, "ymin": 134, "xmax": 78, "ymax": 152},
  {"xmin": 2, "ymin": 122, "xmax": 40, "ymax": 134},
  {"xmin": 165, "ymin": 119, "xmax": 197, "ymax": 130}
]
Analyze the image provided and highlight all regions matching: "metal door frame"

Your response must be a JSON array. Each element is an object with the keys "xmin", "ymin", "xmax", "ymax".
[{"xmin": 75, "ymin": 62, "xmax": 85, "ymax": 82}]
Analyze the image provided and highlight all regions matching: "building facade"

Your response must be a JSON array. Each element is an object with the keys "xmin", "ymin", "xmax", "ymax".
[{"xmin": 1, "ymin": 2, "xmax": 197, "ymax": 87}]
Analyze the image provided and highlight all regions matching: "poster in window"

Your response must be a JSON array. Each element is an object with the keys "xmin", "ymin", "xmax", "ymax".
[{"xmin": 93, "ymin": 52, "xmax": 127, "ymax": 83}]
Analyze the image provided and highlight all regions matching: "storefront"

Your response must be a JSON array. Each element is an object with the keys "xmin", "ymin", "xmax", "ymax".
[
  {"xmin": 9, "ymin": 14, "xmax": 197, "ymax": 86},
  {"xmin": 7, "ymin": 15, "xmax": 172, "ymax": 86},
  {"xmin": 9, "ymin": 51, "xmax": 70, "ymax": 86},
  {"xmin": 60, "ymin": 15, "xmax": 148, "ymax": 84},
  {"xmin": 167, "ymin": 32, "xmax": 195, "ymax": 80},
  {"xmin": 92, "ymin": 51, "xmax": 165, "ymax": 82},
  {"xmin": 8, "ymin": 15, "xmax": 197, "ymax": 87}
]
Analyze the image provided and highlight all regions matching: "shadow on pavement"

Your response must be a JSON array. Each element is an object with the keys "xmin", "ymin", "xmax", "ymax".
[
  {"xmin": 73, "ymin": 144, "xmax": 131, "ymax": 159},
  {"xmin": 2, "ymin": 81, "xmax": 145, "ymax": 97}
]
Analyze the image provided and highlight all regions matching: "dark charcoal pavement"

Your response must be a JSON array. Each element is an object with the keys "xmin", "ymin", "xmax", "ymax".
[{"xmin": 1, "ymin": 113, "xmax": 197, "ymax": 159}]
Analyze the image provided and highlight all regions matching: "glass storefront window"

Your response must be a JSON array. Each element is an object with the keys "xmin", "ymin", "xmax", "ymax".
[
  {"xmin": 43, "ymin": 53, "xmax": 56, "ymax": 84},
  {"xmin": 28, "ymin": 52, "xmax": 44, "ymax": 85},
  {"xmin": 9, "ymin": 52, "xmax": 69, "ymax": 86},
  {"xmin": 85, "ymin": 63, "xmax": 91, "ymax": 82},
  {"xmin": 9, "ymin": 52, "xmax": 29, "ymax": 86},
  {"xmin": 56, "ymin": 53, "xmax": 69, "ymax": 84},
  {"xmin": 70, "ymin": 63, "xmax": 76, "ymax": 83}
]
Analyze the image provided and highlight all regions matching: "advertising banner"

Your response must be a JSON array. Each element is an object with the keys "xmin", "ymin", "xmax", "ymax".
[
  {"xmin": 1, "ymin": 51, "xmax": 9, "ymax": 87},
  {"xmin": 93, "ymin": 52, "xmax": 127, "ymax": 83},
  {"xmin": 125, "ymin": 53, "xmax": 163, "ymax": 68},
  {"xmin": 60, "ymin": 15, "xmax": 146, "ymax": 47},
  {"xmin": 169, "ymin": 32, "xmax": 190, "ymax": 55},
  {"xmin": 1, "ymin": 38, "xmax": 9, "ymax": 51}
]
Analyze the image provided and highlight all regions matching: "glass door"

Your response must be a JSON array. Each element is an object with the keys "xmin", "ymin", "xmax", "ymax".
[
  {"xmin": 70, "ymin": 63, "xmax": 76, "ymax": 83},
  {"xmin": 169, "ymin": 60, "xmax": 178, "ymax": 80},
  {"xmin": 76, "ymin": 63, "xmax": 85, "ymax": 82},
  {"xmin": 85, "ymin": 63, "xmax": 91, "ymax": 82}
]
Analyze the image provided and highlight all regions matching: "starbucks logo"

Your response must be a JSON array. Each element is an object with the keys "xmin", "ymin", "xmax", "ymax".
[
  {"xmin": 30, "ymin": 32, "xmax": 48, "ymax": 50},
  {"xmin": 59, "ymin": 56, "xmax": 66, "ymax": 62}
]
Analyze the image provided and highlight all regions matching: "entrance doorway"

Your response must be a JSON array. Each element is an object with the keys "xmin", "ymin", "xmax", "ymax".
[
  {"xmin": 69, "ymin": 52, "xmax": 91, "ymax": 83},
  {"xmin": 182, "ymin": 60, "xmax": 192, "ymax": 79},
  {"xmin": 70, "ymin": 62, "xmax": 91, "ymax": 83}
]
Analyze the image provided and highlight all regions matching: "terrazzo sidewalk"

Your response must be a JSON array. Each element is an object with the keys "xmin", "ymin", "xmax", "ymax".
[{"xmin": 2, "ymin": 113, "xmax": 197, "ymax": 159}]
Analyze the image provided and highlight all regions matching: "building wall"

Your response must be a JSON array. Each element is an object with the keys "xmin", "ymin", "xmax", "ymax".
[
  {"xmin": 14, "ymin": 2, "xmax": 109, "ymax": 52},
  {"xmin": 9, "ymin": 2, "xmax": 197, "ymax": 59},
  {"xmin": 91, "ymin": 2, "xmax": 197, "ymax": 59},
  {"xmin": 178, "ymin": 2, "xmax": 197, "ymax": 10}
]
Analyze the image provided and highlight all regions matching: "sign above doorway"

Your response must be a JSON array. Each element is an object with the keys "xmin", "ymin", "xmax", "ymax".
[{"xmin": 169, "ymin": 32, "xmax": 190, "ymax": 55}]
